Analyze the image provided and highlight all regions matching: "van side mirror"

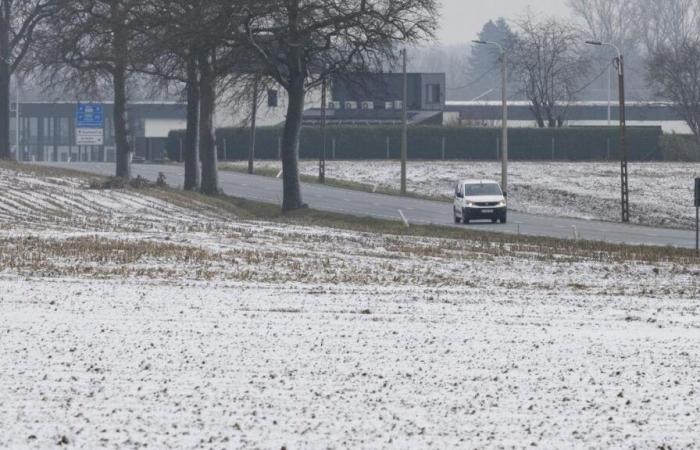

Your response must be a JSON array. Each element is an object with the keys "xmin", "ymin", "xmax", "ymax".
[{"xmin": 456, "ymin": 192, "xmax": 463, "ymax": 198}]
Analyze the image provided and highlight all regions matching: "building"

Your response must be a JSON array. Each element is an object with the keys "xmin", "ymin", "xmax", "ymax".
[
  {"xmin": 446, "ymin": 101, "xmax": 690, "ymax": 133},
  {"xmin": 302, "ymin": 72, "xmax": 447, "ymax": 126},
  {"xmin": 11, "ymin": 102, "xmax": 186, "ymax": 162}
]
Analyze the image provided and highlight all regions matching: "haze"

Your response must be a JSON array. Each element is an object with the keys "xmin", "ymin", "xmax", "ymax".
[{"xmin": 438, "ymin": 0, "xmax": 570, "ymax": 44}]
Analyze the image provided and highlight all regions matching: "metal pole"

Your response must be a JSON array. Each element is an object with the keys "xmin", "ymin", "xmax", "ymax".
[
  {"xmin": 319, "ymin": 77, "xmax": 327, "ymax": 183},
  {"xmin": 401, "ymin": 49, "xmax": 408, "ymax": 195},
  {"xmin": 248, "ymin": 78, "xmax": 259, "ymax": 174},
  {"xmin": 696, "ymin": 206, "xmax": 699, "ymax": 256},
  {"xmin": 15, "ymin": 81, "xmax": 20, "ymax": 162},
  {"xmin": 607, "ymin": 63, "xmax": 612, "ymax": 126},
  {"xmin": 617, "ymin": 55, "xmax": 630, "ymax": 223},
  {"xmin": 500, "ymin": 48, "xmax": 508, "ymax": 197}
]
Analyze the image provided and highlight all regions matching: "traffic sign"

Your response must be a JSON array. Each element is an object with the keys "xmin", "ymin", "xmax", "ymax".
[
  {"xmin": 76, "ymin": 103, "xmax": 104, "ymax": 145},
  {"xmin": 76, "ymin": 103, "xmax": 104, "ymax": 128},
  {"xmin": 76, "ymin": 128, "xmax": 104, "ymax": 145},
  {"xmin": 695, "ymin": 177, "xmax": 700, "ymax": 208}
]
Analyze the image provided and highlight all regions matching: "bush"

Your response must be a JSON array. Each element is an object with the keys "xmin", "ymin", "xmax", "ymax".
[
  {"xmin": 166, "ymin": 125, "xmax": 664, "ymax": 161},
  {"xmin": 659, "ymin": 134, "xmax": 700, "ymax": 161}
]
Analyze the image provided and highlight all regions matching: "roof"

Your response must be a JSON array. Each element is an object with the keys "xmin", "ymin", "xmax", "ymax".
[{"xmin": 301, "ymin": 108, "xmax": 442, "ymax": 125}]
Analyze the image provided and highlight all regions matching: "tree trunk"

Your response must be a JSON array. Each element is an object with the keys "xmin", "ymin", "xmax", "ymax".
[
  {"xmin": 0, "ymin": 5, "xmax": 10, "ymax": 160},
  {"xmin": 184, "ymin": 48, "xmax": 200, "ymax": 191},
  {"xmin": 280, "ymin": 76, "xmax": 306, "ymax": 211},
  {"xmin": 112, "ymin": 9, "xmax": 131, "ymax": 179},
  {"xmin": 198, "ymin": 49, "xmax": 218, "ymax": 196},
  {"xmin": 113, "ymin": 67, "xmax": 131, "ymax": 179}
]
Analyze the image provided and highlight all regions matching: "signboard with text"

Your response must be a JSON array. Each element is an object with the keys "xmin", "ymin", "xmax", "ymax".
[{"xmin": 76, "ymin": 103, "xmax": 104, "ymax": 146}]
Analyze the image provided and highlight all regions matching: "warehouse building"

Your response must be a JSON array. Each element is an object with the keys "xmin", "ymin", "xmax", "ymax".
[{"xmin": 11, "ymin": 102, "xmax": 186, "ymax": 162}]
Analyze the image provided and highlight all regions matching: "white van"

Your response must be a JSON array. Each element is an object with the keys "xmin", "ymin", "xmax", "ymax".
[{"xmin": 453, "ymin": 180, "xmax": 507, "ymax": 224}]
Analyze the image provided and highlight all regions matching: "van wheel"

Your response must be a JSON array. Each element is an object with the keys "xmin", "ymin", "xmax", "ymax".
[
  {"xmin": 500, "ymin": 216, "xmax": 507, "ymax": 224},
  {"xmin": 462, "ymin": 209, "xmax": 470, "ymax": 224},
  {"xmin": 454, "ymin": 212, "xmax": 460, "ymax": 224}
]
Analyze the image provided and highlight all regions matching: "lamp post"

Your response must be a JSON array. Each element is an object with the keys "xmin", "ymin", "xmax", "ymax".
[
  {"xmin": 319, "ymin": 76, "xmax": 327, "ymax": 184},
  {"xmin": 472, "ymin": 40, "xmax": 508, "ymax": 196},
  {"xmin": 586, "ymin": 40, "xmax": 629, "ymax": 223},
  {"xmin": 401, "ymin": 48, "xmax": 407, "ymax": 195}
]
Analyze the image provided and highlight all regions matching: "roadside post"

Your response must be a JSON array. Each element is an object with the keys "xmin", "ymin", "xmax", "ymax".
[{"xmin": 695, "ymin": 177, "xmax": 699, "ymax": 255}]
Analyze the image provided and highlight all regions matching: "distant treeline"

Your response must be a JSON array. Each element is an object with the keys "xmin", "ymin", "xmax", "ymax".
[{"xmin": 166, "ymin": 126, "xmax": 664, "ymax": 161}]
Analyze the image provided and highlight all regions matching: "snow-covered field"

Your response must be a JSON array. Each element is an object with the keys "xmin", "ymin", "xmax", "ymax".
[
  {"xmin": 224, "ymin": 160, "xmax": 700, "ymax": 230},
  {"xmin": 2, "ymin": 165, "xmax": 699, "ymax": 448}
]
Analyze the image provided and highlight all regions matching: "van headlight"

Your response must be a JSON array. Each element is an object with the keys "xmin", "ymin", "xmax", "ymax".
[{"xmin": 497, "ymin": 201, "xmax": 507, "ymax": 207}]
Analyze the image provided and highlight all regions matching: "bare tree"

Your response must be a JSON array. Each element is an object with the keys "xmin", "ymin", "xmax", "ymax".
[
  {"xmin": 138, "ymin": 1, "xmax": 202, "ymax": 190},
  {"xmin": 36, "ymin": 0, "xmax": 147, "ymax": 179},
  {"xmin": 239, "ymin": 0, "xmax": 438, "ymax": 211},
  {"xmin": 510, "ymin": 14, "xmax": 591, "ymax": 127},
  {"xmin": 568, "ymin": 0, "xmax": 640, "ymax": 53},
  {"xmin": 648, "ymin": 40, "xmax": 700, "ymax": 148},
  {"xmin": 637, "ymin": 0, "xmax": 700, "ymax": 54},
  {"xmin": 141, "ymin": 0, "xmax": 245, "ymax": 195},
  {"xmin": 0, "ymin": 0, "xmax": 59, "ymax": 159}
]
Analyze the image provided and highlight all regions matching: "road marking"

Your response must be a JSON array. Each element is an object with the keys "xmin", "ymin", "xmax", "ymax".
[{"xmin": 398, "ymin": 210, "xmax": 410, "ymax": 228}]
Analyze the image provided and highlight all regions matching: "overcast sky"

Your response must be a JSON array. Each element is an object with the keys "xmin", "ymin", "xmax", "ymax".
[{"xmin": 437, "ymin": 0, "xmax": 571, "ymax": 44}]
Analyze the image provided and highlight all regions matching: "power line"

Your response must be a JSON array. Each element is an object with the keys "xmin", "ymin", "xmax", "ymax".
[{"xmin": 447, "ymin": 60, "xmax": 501, "ymax": 91}]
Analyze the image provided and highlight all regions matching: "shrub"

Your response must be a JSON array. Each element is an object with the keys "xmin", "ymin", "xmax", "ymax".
[{"xmin": 166, "ymin": 125, "xmax": 664, "ymax": 161}]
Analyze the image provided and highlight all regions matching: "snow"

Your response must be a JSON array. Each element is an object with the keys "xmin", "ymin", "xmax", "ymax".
[
  {"xmin": 1, "ymin": 164, "xmax": 699, "ymax": 448},
  {"xmin": 224, "ymin": 160, "xmax": 700, "ymax": 230}
]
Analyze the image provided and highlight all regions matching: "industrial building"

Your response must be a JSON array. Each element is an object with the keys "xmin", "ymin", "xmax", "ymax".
[
  {"xmin": 302, "ymin": 72, "xmax": 447, "ymax": 126},
  {"xmin": 11, "ymin": 102, "xmax": 186, "ymax": 162}
]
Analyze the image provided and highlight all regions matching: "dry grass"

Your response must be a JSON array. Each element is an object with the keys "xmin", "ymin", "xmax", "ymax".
[{"xmin": 3, "ymin": 160, "xmax": 698, "ymax": 270}]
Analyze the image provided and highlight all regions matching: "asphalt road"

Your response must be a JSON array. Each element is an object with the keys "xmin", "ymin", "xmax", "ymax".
[{"xmin": 41, "ymin": 162, "xmax": 697, "ymax": 249}]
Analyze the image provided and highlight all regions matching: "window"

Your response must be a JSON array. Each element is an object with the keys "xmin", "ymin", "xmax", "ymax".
[
  {"xmin": 465, "ymin": 183, "xmax": 502, "ymax": 196},
  {"xmin": 426, "ymin": 83, "xmax": 442, "ymax": 104}
]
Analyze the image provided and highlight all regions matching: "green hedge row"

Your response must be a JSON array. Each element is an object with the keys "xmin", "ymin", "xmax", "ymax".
[{"xmin": 166, "ymin": 125, "xmax": 663, "ymax": 161}]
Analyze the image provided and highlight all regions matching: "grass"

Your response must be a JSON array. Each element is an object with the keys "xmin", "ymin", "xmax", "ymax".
[
  {"xmin": 219, "ymin": 163, "xmax": 451, "ymax": 202},
  {"xmin": 3, "ymin": 159, "xmax": 698, "ymax": 265},
  {"xmin": 0, "ymin": 160, "xmax": 102, "ymax": 180},
  {"xmin": 144, "ymin": 181, "xmax": 699, "ymax": 265}
]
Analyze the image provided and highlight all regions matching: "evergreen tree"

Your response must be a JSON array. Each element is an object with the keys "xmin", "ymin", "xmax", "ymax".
[{"xmin": 465, "ymin": 18, "xmax": 516, "ymax": 101}]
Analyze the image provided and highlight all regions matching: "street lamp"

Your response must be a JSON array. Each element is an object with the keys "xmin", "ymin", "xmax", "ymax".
[
  {"xmin": 586, "ymin": 40, "xmax": 630, "ymax": 223},
  {"xmin": 472, "ymin": 40, "xmax": 508, "ymax": 197},
  {"xmin": 401, "ymin": 48, "xmax": 408, "ymax": 195}
]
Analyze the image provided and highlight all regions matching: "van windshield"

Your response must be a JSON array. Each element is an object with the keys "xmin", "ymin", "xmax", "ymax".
[{"xmin": 465, "ymin": 183, "xmax": 502, "ymax": 196}]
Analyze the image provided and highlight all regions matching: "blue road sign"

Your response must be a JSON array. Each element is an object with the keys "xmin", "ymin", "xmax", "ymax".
[{"xmin": 76, "ymin": 103, "xmax": 104, "ymax": 128}]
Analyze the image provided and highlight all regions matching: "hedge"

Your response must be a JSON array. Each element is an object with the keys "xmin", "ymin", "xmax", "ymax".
[{"xmin": 166, "ymin": 125, "xmax": 663, "ymax": 161}]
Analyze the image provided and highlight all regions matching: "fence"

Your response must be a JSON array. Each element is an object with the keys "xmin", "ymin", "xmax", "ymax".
[{"xmin": 166, "ymin": 125, "xmax": 664, "ymax": 161}]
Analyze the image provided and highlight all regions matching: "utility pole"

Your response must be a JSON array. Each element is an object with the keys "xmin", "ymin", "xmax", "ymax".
[
  {"xmin": 472, "ymin": 40, "xmax": 508, "ymax": 196},
  {"xmin": 587, "ymin": 40, "xmax": 630, "ymax": 223},
  {"xmin": 319, "ymin": 77, "xmax": 327, "ymax": 183},
  {"xmin": 617, "ymin": 55, "xmax": 630, "ymax": 223},
  {"xmin": 401, "ymin": 48, "xmax": 407, "ymax": 195},
  {"xmin": 695, "ymin": 177, "xmax": 699, "ymax": 256},
  {"xmin": 247, "ymin": 77, "xmax": 259, "ymax": 174},
  {"xmin": 607, "ymin": 63, "xmax": 612, "ymax": 126},
  {"xmin": 15, "ymin": 81, "xmax": 19, "ymax": 162}
]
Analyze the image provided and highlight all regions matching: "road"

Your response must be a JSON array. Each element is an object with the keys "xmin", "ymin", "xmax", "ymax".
[{"xmin": 42, "ymin": 162, "xmax": 697, "ymax": 249}]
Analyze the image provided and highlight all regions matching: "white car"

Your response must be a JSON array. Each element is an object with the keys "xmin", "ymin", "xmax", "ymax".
[{"xmin": 453, "ymin": 179, "xmax": 507, "ymax": 224}]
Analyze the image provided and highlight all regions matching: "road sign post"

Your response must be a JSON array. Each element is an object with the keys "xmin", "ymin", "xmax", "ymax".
[
  {"xmin": 695, "ymin": 177, "xmax": 700, "ymax": 255},
  {"xmin": 76, "ymin": 103, "xmax": 104, "ymax": 147}
]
